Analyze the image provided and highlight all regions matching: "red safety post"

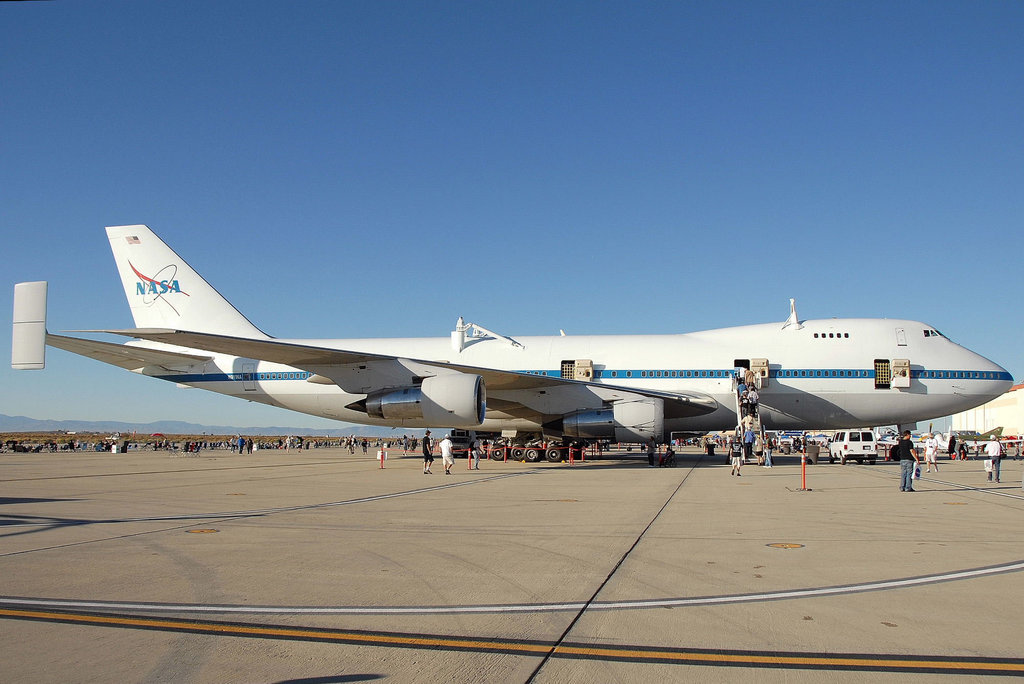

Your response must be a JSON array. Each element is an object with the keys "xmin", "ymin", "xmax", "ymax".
[
  {"xmin": 798, "ymin": 441, "xmax": 810, "ymax": 491},
  {"xmin": 379, "ymin": 446, "xmax": 386, "ymax": 469},
  {"xmin": 569, "ymin": 444, "xmax": 574, "ymax": 465}
]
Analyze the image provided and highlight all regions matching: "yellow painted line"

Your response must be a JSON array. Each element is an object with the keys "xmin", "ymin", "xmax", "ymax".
[
  {"xmin": 554, "ymin": 645, "xmax": 1024, "ymax": 672},
  {"xmin": 3, "ymin": 607, "xmax": 1023, "ymax": 674},
  {"xmin": 0, "ymin": 608, "xmax": 551, "ymax": 655}
]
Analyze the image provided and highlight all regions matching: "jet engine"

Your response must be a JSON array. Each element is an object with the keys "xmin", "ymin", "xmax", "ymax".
[
  {"xmin": 364, "ymin": 374, "xmax": 485, "ymax": 427},
  {"xmin": 562, "ymin": 398, "xmax": 664, "ymax": 443}
]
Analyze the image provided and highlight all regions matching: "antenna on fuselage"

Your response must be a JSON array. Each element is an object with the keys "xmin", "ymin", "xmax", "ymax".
[{"xmin": 782, "ymin": 298, "xmax": 803, "ymax": 330}]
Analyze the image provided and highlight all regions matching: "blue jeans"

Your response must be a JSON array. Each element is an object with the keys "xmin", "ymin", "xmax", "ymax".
[
  {"xmin": 764, "ymin": 449, "xmax": 773, "ymax": 467},
  {"xmin": 900, "ymin": 460, "xmax": 915, "ymax": 491}
]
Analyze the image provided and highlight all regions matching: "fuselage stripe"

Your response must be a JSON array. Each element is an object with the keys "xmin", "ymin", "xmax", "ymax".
[{"xmin": 156, "ymin": 369, "xmax": 1013, "ymax": 384}]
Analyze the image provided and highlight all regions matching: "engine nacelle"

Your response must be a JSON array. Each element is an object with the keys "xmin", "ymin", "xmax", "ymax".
[
  {"xmin": 365, "ymin": 374, "xmax": 485, "ymax": 427},
  {"xmin": 562, "ymin": 398, "xmax": 664, "ymax": 443}
]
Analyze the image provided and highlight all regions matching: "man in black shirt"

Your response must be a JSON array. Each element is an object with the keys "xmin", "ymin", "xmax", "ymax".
[
  {"xmin": 422, "ymin": 430, "xmax": 434, "ymax": 475},
  {"xmin": 896, "ymin": 430, "xmax": 920, "ymax": 492}
]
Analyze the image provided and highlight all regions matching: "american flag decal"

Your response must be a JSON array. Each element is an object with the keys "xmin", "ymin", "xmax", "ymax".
[{"xmin": 126, "ymin": 236, "xmax": 141, "ymax": 244}]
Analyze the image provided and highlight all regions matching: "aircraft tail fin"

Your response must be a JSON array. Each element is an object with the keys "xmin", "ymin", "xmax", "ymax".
[{"xmin": 106, "ymin": 225, "xmax": 268, "ymax": 339}]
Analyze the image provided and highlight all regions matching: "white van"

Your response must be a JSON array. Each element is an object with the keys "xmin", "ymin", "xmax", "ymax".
[{"xmin": 828, "ymin": 430, "xmax": 878, "ymax": 465}]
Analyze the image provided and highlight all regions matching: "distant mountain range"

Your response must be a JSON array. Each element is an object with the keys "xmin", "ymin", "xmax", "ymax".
[{"xmin": 0, "ymin": 413, "xmax": 421, "ymax": 438}]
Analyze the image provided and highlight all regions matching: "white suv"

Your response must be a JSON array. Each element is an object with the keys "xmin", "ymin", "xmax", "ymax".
[{"xmin": 828, "ymin": 430, "xmax": 878, "ymax": 465}]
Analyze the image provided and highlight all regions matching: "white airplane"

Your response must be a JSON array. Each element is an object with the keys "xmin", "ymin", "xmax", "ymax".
[{"xmin": 12, "ymin": 225, "xmax": 1013, "ymax": 451}]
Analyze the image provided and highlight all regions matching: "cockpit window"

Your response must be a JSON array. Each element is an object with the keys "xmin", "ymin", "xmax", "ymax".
[{"xmin": 923, "ymin": 329, "xmax": 947, "ymax": 339}]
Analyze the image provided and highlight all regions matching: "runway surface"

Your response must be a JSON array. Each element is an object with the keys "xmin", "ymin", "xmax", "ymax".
[{"xmin": 2, "ymin": 446, "xmax": 1022, "ymax": 682}]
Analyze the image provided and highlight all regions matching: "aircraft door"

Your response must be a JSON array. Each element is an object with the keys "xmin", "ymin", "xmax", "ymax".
[
  {"xmin": 561, "ymin": 359, "xmax": 593, "ymax": 381},
  {"xmin": 891, "ymin": 359, "xmax": 911, "ymax": 388},
  {"xmin": 242, "ymin": 363, "xmax": 257, "ymax": 392},
  {"xmin": 895, "ymin": 328, "xmax": 907, "ymax": 346},
  {"xmin": 874, "ymin": 359, "xmax": 891, "ymax": 390},
  {"xmin": 751, "ymin": 358, "xmax": 769, "ymax": 388}
]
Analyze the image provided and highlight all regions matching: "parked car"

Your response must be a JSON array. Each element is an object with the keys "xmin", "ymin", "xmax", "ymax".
[{"xmin": 828, "ymin": 430, "xmax": 878, "ymax": 464}]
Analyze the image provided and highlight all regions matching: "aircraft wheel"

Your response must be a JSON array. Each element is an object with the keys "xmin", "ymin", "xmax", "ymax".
[
  {"xmin": 524, "ymin": 448, "xmax": 541, "ymax": 462},
  {"xmin": 490, "ymin": 445, "xmax": 505, "ymax": 461},
  {"xmin": 545, "ymin": 447, "xmax": 561, "ymax": 462},
  {"xmin": 511, "ymin": 447, "xmax": 526, "ymax": 461}
]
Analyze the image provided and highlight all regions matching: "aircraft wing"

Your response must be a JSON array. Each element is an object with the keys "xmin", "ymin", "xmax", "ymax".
[
  {"xmin": 97, "ymin": 328, "xmax": 718, "ymax": 419},
  {"xmin": 47, "ymin": 333, "xmax": 212, "ymax": 371}
]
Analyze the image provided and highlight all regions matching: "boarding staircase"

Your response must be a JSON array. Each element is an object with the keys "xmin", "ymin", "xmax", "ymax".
[{"xmin": 733, "ymin": 372, "xmax": 764, "ymax": 463}]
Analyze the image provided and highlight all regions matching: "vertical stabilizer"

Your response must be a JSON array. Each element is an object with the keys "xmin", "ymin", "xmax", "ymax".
[{"xmin": 106, "ymin": 225, "xmax": 267, "ymax": 338}]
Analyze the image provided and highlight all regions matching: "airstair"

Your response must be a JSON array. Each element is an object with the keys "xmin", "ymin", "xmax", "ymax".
[{"xmin": 733, "ymin": 368, "xmax": 766, "ymax": 463}]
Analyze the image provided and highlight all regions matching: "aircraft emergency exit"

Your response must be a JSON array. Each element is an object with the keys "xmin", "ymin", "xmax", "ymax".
[{"xmin": 11, "ymin": 225, "xmax": 1013, "ymax": 446}]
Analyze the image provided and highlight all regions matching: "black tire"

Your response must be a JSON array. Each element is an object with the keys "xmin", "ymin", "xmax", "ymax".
[
  {"xmin": 489, "ymin": 445, "xmax": 505, "ymax": 461},
  {"xmin": 545, "ymin": 447, "xmax": 561, "ymax": 462},
  {"xmin": 524, "ymin": 448, "xmax": 541, "ymax": 462},
  {"xmin": 511, "ymin": 447, "xmax": 525, "ymax": 461}
]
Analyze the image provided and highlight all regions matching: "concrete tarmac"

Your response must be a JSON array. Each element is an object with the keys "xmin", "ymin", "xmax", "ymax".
[{"xmin": 1, "ymin": 446, "xmax": 1023, "ymax": 683}]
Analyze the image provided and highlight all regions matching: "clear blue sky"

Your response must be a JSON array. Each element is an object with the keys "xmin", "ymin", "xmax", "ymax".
[{"xmin": 2, "ymin": 1, "xmax": 1021, "ymax": 429}]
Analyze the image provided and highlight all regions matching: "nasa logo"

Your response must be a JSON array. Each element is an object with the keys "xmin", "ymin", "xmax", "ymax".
[
  {"xmin": 129, "ymin": 261, "xmax": 189, "ymax": 314},
  {"xmin": 136, "ymin": 279, "xmax": 182, "ymax": 295}
]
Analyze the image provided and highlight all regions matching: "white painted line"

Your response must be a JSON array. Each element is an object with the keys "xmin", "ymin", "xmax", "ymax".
[{"xmin": 4, "ymin": 559, "xmax": 1023, "ymax": 615}]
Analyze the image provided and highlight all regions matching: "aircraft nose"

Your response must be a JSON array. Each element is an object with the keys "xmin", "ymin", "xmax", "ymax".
[{"xmin": 967, "ymin": 350, "xmax": 1013, "ymax": 399}]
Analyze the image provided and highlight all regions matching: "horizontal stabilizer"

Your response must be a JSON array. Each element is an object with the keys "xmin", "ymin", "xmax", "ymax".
[{"xmin": 47, "ymin": 334, "xmax": 212, "ymax": 371}]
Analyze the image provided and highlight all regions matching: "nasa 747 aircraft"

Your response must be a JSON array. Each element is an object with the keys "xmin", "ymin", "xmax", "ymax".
[{"xmin": 12, "ymin": 225, "xmax": 1012, "ymax": 448}]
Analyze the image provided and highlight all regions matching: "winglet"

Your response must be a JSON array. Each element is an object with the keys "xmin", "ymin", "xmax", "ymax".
[{"xmin": 12, "ymin": 281, "xmax": 48, "ymax": 369}]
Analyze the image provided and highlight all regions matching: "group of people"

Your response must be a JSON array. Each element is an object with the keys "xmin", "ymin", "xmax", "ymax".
[
  {"xmin": 894, "ymin": 431, "xmax": 1013, "ymax": 491},
  {"xmin": 724, "ymin": 431, "xmax": 775, "ymax": 476},
  {"xmin": 738, "ymin": 387, "xmax": 759, "ymax": 420},
  {"xmin": 420, "ymin": 430, "xmax": 484, "ymax": 474},
  {"xmin": 646, "ymin": 440, "xmax": 676, "ymax": 467}
]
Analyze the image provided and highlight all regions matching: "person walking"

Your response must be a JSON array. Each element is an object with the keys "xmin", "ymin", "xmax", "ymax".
[
  {"xmin": 730, "ymin": 436, "xmax": 743, "ymax": 476},
  {"xmin": 470, "ymin": 436, "xmax": 481, "ymax": 470},
  {"xmin": 422, "ymin": 430, "xmax": 434, "ymax": 474},
  {"xmin": 985, "ymin": 437, "xmax": 1002, "ymax": 483},
  {"xmin": 924, "ymin": 433, "xmax": 939, "ymax": 473},
  {"xmin": 440, "ymin": 433, "xmax": 455, "ymax": 475},
  {"xmin": 742, "ymin": 427, "xmax": 755, "ymax": 465},
  {"xmin": 647, "ymin": 439, "xmax": 656, "ymax": 467},
  {"xmin": 896, "ymin": 430, "xmax": 920, "ymax": 492},
  {"xmin": 763, "ymin": 434, "xmax": 774, "ymax": 468}
]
